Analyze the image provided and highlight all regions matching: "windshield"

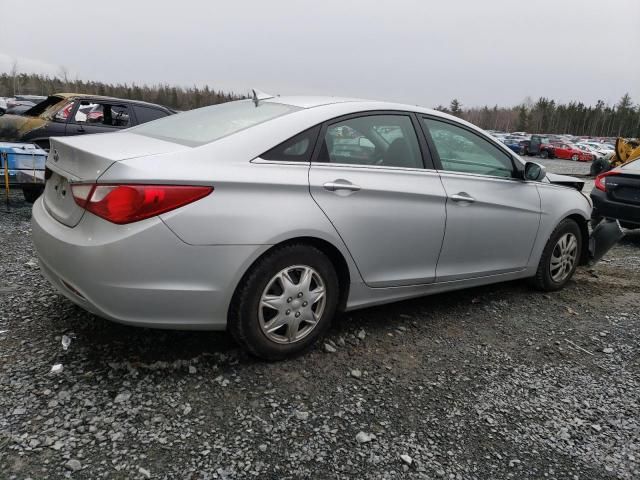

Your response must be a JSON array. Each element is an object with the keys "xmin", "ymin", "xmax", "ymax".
[{"xmin": 131, "ymin": 99, "xmax": 301, "ymax": 146}]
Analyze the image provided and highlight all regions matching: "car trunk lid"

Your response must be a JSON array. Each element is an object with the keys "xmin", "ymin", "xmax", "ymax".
[
  {"xmin": 44, "ymin": 133, "xmax": 188, "ymax": 227},
  {"xmin": 607, "ymin": 173, "xmax": 640, "ymax": 205}
]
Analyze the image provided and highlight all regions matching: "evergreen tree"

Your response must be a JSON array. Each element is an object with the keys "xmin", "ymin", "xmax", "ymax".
[{"xmin": 449, "ymin": 99, "xmax": 462, "ymax": 117}]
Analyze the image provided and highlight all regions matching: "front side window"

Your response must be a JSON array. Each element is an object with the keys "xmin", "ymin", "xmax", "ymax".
[
  {"xmin": 423, "ymin": 118, "xmax": 514, "ymax": 178},
  {"xmin": 319, "ymin": 115, "xmax": 423, "ymax": 169},
  {"xmin": 74, "ymin": 101, "xmax": 130, "ymax": 128}
]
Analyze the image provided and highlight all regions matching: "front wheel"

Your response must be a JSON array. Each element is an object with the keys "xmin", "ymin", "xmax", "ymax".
[
  {"xmin": 571, "ymin": 154, "xmax": 579, "ymax": 161},
  {"xmin": 530, "ymin": 219, "xmax": 582, "ymax": 291},
  {"xmin": 228, "ymin": 244, "xmax": 339, "ymax": 360},
  {"xmin": 540, "ymin": 150, "xmax": 549, "ymax": 159}
]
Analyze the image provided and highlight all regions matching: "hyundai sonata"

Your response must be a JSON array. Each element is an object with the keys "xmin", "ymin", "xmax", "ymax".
[{"xmin": 32, "ymin": 94, "xmax": 615, "ymax": 359}]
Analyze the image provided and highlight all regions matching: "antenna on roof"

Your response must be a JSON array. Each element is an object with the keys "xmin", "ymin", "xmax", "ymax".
[{"xmin": 251, "ymin": 89, "xmax": 274, "ymax": 107}]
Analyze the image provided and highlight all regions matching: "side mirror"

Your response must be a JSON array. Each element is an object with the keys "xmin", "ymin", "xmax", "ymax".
[{"xmin": 524, "ymin": 161, "xmax": 546, "ymax": 182}]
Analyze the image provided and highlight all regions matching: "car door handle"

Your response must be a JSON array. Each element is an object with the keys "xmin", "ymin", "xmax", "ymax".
[
  {"xmin": 450, "ymin": 192, "xmax": 475, "ymax": 203},
  {"xmin": 323, "ymin": 181, "xmax": 361, "ymax": 192},
  {"xmin": 77, "ymin": 126, "xmax": 85, "ymax": 133}
]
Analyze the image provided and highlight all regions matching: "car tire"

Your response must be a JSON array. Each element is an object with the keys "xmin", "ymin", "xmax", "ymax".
[
  {"xmin": 228, "ymin": 243, "xmax": 339, "ymax": 360},
  {"xmin": 22, "ymin": 186, "xmax": 43, "ymax": 203},
  {"xmin": 540, "ymin": 150, "xmax": 549, "ymax": 159},
  {"xmin": 571, "ymin": 154, "xmax": 579, "ymax": 161},
  {"xmin": 530, "ymin": 219, "xmax": 582, "ymax": 292},
  {"xmin": 590, "ymin": 158, "xmax": 610, "ymax": 176}
]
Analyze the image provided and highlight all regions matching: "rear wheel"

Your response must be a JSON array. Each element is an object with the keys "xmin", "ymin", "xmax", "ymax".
[
  {"xmin": 571, "ymin": 154, "xmax": 579, "ymax": 161},
  {"xmin": 530, "ymin": 219, "xmax": 581, "ymax": 291},
  {"xmin": 228, "ymin": 244, "xmax": 339, "ymax": 360},
  {"xmin": 540, "ymin": 150, "xmax": 549, "ymax": 159}
]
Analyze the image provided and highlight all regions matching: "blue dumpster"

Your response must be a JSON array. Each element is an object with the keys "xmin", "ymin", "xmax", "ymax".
[{"xmin": 0, "ymin": 142, "xmax": 48, "ymax": 202}]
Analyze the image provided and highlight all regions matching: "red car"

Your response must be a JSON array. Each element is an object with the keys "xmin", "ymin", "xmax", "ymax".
[{"xmin": 551, "ymin": 142, "xmax": 593, "ymax": 162}]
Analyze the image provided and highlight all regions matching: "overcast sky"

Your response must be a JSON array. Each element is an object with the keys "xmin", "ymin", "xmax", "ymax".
[{"xmin": 2, "ymin": 0, "xmax": 639, "ymax": 108}]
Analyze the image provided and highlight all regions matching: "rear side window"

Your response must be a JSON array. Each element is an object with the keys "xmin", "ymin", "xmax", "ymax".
[
  {"xmin": 261, "ymin": 126, "xmax": 320, "ymax": 162},
  {"xmin": 131, "ymin": 100, "xmax": 301, "ymax": 147},
  {"xmin": 133, "ymin": 105, "xmax": 170, "ymax": 124},
  {"xmin": 318, "ymin": 115, "xmax": 423, "ymax": 168}
]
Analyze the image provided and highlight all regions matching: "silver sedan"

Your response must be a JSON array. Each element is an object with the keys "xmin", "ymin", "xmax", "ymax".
[{"xmin": 32, "ymin": 95, "xmax": 609, "ymax": 359}]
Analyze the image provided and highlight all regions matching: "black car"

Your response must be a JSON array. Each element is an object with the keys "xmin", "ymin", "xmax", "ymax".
[
  {"xmin": 0, "ymin": 93, "xmax": 175, "ymax": 151},
  {"xmin": 591, "ymin": 159, "xmax": 640, "ymax": 229}
]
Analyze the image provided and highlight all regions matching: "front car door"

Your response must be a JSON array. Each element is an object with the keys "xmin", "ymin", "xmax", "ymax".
[
  {"xmin": 68, "ymin": 100, "xmax": 132, "ymax": 136},
  {"xmin": 420, "ymin": 116, "xmax": 541, "ymax": 282},
  {"xmin": 309, "ymin": 112, "xmax": 447, "ymax": 287}
]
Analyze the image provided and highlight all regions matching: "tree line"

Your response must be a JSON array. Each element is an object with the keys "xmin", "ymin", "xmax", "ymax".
[
  {"xmin": 0, "ymin": 72, "xmax": 242, "ymax": 110},
  {"xmin": 438, "ymin": 94, "xmax": 640, "ymax": 138},
  {"xmin": 2, "ymin": 71, "xmax": 638, "ymax": 138}
]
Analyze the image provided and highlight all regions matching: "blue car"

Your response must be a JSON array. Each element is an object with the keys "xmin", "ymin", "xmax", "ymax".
[
  {"xmin": 501, "ymin": 138, "xmax": 524, "ymax": 154},
  {"xmin": 0, "ymin": 142, "xmax": 47, "ymax": 202}
]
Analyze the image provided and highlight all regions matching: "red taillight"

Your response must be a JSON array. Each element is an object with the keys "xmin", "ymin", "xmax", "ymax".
[
  {"xmin": 71, "ymin": 184, "xmax": 212, "ymax": 224},
  {"xmin": 594, "ymin": 171, "xmax": 619, "ymax": 192}
]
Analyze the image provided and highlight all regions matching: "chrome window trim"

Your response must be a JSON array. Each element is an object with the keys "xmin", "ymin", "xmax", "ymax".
[
  {"xmin": 309, "ymin": 161, "xmax": 440, "ymax": 175},
  {"xmin": 436, "ymin": 169, "xmax": 527, "ymax": 184}
]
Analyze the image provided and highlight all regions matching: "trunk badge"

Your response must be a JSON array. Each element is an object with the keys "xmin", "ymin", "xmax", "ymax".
[{"xmin": 53, "ymin": 150, "xmax": 59, "ymax": 162}]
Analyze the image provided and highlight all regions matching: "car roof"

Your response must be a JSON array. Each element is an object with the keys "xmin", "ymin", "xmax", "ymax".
[{"xmin": 264, "ymin": 95, "xmax": 465, "ymax": 124}]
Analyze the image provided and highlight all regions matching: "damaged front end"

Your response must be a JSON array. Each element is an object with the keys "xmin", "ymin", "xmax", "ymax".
[{"xmin": 589, "ymin": 218, "xmax": 625, "ymax": 265}]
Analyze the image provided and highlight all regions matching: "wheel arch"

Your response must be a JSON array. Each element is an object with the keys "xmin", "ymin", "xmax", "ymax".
[
  {"xmin": 565, "ymin": 213, "xmax": 590, "ymax": 265},
  {"xmin": 229, "ymin": 236, "xmax": 352, "ymax": 318}
]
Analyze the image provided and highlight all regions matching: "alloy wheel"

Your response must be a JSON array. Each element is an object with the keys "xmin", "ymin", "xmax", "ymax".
[
  {"xmin": 550, "ymin": 233, "xmax": 578, "ymax": 282},
  {"xmin": 258, "ymin": 265, "xmax": 326, "ymax": 344}
]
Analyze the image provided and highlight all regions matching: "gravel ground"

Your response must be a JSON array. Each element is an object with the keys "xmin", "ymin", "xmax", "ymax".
[{"xmin": 1, "ymin": 166, "xmax": 639, "ymax": 479}]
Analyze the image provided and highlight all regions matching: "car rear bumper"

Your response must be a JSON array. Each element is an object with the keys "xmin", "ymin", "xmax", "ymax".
[
  {"xmin": 591, "ymin": 188, "xmax": 640, "ymax": 227},
  {"xmin": 32, "ymin": 197, "xmax": 268, "ymax": 330}
]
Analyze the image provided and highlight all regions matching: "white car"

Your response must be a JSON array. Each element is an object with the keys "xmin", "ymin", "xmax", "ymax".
[
  {"xmin": 575, "ymin": 143, "xmax": 608, "ymax": 160},
  {"xmin": 584, "ymin": 142, "xmax": 615, "ymax": 159}
]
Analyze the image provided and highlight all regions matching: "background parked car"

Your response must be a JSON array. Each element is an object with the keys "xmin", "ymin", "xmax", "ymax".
[
  {"xmin": 591, "ymin": 158, "xmax": 640, "ymax": 229},
  {"xmin": 575, "ymin": 142, "xmax": 608, "ymax": 160},
  {"xmin": 500, "ymin": 137, "xmax": 523, "ymax": 154},
  {"xmin": 583, "ymin": 141, "xmax": 615, "ymax": 159},
  {"xmin": 0, "ymin": 95, "xmax": 47, "ymax": 115},
  {"xmin": 0, "ymin": 93, "xmax": 176, "ymax": 151},
  {"xmin": 550, "ymin": 142, "xmax": 593, "ymax": 161}
]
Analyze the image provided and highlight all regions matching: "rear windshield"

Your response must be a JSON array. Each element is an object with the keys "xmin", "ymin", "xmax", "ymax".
[
  {"xmin": 23, "ymin": 95, "xmax": 67, "ymax": 119},
  {"xmin": 130, "ymin": 99, "xmax": 301, "ymax": 146}
]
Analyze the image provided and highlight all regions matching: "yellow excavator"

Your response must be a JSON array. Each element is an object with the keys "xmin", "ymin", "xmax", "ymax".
[{"xmin": 591, "ymin": 137, "xmax": 640, "ymax": 176}]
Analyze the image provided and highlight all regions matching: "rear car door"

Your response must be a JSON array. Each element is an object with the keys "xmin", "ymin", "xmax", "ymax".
[
  {"xmin": 68, "ymin": 100, "xmax": 132, "ymax": 136},
  {"xmin": 420, "ymin": 116, "xmax": 541, "ymax": 282},
  {"xmin": 309, "ymin": 112, "xmax": 447, "ymax": 287}
]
